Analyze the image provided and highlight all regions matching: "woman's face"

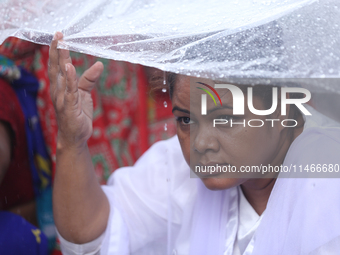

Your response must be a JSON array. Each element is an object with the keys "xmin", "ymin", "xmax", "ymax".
[{"xmin": 172, "ymin": 75, "xmax": 291, "ymax": 190}]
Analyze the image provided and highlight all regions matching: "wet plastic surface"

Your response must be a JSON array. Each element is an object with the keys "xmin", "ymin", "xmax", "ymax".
[{"xmin": 1, "ymin": 0, "xmax": 340, "ymax": 91}]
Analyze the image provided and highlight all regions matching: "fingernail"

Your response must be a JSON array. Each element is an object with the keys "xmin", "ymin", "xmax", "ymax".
[
  {"xmin": 65, "ymin": 64, "xmax": 68, "ymax": 72},
  {"xmin": 53, "ymin": 33, "xmax": 57, "ymax": 40}
]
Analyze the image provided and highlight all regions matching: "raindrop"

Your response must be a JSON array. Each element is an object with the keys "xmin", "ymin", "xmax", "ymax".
[
  {"xmin": 164, "ymin": 123, "xmax": 168, "ymax": 131},
  {"xmin": 163, "ymin": 71, "xmax": 166, "ymax": 85},
  {"xmin": 162, "ymin": 88, "xmax": 167, "ymax": 93},
  {"xmin": 164, "ymin": 101, "xmax": 168, "ymax": 108}
]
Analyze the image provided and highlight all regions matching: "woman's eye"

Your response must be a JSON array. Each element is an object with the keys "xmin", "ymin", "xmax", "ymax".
[{"xmin": 176, "ymin": 117, "xmax": 194, "ymax": 125}]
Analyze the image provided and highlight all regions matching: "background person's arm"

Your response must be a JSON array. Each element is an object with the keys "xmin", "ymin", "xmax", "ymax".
[{"xmin": 49, "ymin": 32, "xmax": 109, "ymax": 244}]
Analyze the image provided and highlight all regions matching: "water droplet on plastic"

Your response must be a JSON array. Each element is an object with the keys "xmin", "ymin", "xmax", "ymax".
[
  {"xmin": 163, "ymin": 71, "xmax": 166, "ymax": 85},
  {"xmin": 164, "ymin": 123, "xmax": 168, "ymax": 131},
  {"xmin": 164, "ymin": 101, "xmax": 168, "ymax": 108},
  {"xmin": 162, "ymin": 88, "xmax": 167, "ymax": 93}
]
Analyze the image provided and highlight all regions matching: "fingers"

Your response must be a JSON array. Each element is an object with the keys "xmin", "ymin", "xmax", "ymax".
[
  {"xmin": 48, "ymin": 33, "xmax": 103, "ymax": 113},
  {"xmin": 48, "ymin": 32, "xmax": 63, "ymax": 100},
  {"xmin": 56, "ymin": 39, "xmax": 73, "ymax": 100},
  {"xmin": 59, "ymin": 48, "xmax": 73, "ymax": 78},
  {"xmin": 63, "ymin": 63, "xmax": 79, "ymax": 108},
  {"xmin": 78, "ymin": 61, "xmax": 104, "ymax": 92}
]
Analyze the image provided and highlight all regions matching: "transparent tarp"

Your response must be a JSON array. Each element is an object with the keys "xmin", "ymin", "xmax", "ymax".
[
  {"xmin": 1, "ymin": 0, "xmax": 340, "ymax": 86},
  {"xmin": 1, "ymin": 0, "xmax": 340, "ymax": 254}
]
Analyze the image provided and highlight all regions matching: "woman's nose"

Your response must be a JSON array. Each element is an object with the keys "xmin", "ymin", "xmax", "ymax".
[{"xmin": 193, "ymin": 126, "xmax": 220, "ymax": 154}]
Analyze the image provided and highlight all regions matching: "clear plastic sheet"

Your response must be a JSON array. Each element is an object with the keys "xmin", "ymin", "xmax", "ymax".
[
  {"xmin": 1, "ymin": 0, "xmax": 340, "ymax": 87},
  {"xmin": 1, "ymin": 1, "xmax": 340, "ymax": 254}
]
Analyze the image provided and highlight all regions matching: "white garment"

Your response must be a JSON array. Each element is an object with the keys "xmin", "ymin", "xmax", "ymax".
[
  {"xmin": 233, "ymin": 187, "xmax": 263, "ymax": 255},
  {"xmin": 59, "ymin": 106, "xmax": 340, "ymax": 255}
]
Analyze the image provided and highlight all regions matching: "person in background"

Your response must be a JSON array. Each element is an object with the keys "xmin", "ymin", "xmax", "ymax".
[
  {"xmin": 0, "ymin": 56, "xmax": 37, "ymax": 224},
  {"xmin": 0, "ymin": 66, "xmax": 49, "ymax": 254}
]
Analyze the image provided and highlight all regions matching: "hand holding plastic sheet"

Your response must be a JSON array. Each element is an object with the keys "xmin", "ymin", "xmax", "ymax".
[
  {"xmin": 48, "ymin": 32, "xmax": 104, "ymax": 148},
  {"xmin": 1, "ymin": 0, "xmax": 340, "ymax": 87}
]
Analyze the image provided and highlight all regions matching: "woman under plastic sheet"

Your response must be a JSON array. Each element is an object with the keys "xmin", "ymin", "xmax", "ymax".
[{"xmin": 50, "ymin": 29, "xmax": 340, "ymax": 255}]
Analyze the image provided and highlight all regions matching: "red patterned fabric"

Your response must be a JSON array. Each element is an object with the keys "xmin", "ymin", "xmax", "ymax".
[{"xmin": 0, "ymin": 37, "xmax": 176, "ymax": 184}]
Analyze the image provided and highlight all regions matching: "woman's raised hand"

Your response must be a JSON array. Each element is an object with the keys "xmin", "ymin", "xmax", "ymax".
[
  {"xmin": 48, "ymin": 32, "xmax": 104, "ymax": 149},
  {"xmin": 49, "ymin": 34, "xmax": 109, "ymax": 243}
]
